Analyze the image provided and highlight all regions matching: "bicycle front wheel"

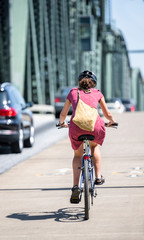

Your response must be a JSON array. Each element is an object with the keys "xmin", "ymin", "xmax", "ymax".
[{"xmin": 84, "ymin": 160, "xmax": 90, "ymax": 220}]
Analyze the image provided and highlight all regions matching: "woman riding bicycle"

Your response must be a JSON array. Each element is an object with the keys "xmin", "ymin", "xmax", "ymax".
[{"xmin": 58, "ymin": 70, "xmax": 116, "ymax": 202}]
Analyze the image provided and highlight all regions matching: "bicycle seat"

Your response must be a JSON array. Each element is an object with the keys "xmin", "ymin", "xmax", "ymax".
[{"xmin": 78, "ymin": 134, "xmax": 95, "ymax": 141}]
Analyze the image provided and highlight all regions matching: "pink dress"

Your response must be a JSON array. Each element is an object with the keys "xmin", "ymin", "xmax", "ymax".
[{"xmin": 67, "ymin": 87, "xmax": 105, "ymax": 150}]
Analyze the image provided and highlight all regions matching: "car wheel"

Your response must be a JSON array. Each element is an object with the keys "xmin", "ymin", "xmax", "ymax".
[
  {"xmin": 24, "ymin": 125, "xmax": 35, "ymax": 147},
  {"xmin": 55, "ymin": 112, "xmax": 60, "ymax": 118},
  {"xmin": 11, "ymin": 127, "xmax": 24, "ymax": 153}
]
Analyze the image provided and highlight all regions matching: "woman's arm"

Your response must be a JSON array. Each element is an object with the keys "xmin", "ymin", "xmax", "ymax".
[
  {"xmin": 99, "ymin": 97, "xmax": 116, "ymax": 125},
  {"xmin": 59, "ymin": 99, "xmax": 71, "ymax": 126}
]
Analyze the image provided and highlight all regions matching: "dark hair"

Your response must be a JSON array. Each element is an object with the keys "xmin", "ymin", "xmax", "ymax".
[{"xmin": 79, "ymin": 77, "xmax": 96, "ymax": 89}]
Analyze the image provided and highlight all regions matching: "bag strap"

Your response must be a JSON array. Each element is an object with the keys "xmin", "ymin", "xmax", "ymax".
[{"xmin": 78, "ymin": 89, "xmax": 80, "ymax": 100}]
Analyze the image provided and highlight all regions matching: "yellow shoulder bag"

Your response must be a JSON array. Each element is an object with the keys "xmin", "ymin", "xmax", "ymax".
[{"xmin": 72, "ymin": 89, "xmax": 98, "ymax": 131}]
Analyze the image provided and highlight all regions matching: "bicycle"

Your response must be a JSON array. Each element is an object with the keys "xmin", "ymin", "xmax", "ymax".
[
  {"xmin": 56, "ymin": 122, "xmax": 118, "ymax": 220},
  {"xmin": 78, "ymin": 133, "xmax": 96, "ymax": 220}
]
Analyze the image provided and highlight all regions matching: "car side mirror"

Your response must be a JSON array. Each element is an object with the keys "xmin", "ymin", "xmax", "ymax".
[
  {"xmin": 22, "ymin": 102, "xmax": 33, "ymax": 110},
  {"xmin": 26, "ymin": 102, "xmax": 33, "ymax": 108}
]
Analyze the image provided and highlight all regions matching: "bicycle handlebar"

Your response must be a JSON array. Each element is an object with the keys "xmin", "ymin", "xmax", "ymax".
[
  {"xmin": 56, "ymin": 121, "xmax": 70, "ymax": 129},
  {"xmin": 56, "ymin": 121, "xmax": 118, "ymax": 128},
  {"xmin": 105, "ymin": 122, "xmax": 118, "ymax": 128}
]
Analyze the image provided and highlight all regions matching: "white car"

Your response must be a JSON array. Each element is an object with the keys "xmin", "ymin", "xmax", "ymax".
[
  {"xmin": 106, "ymin": 98, "xmax": 125, "ymax": 113},
  {"xmin": 98, "ymin": 98, "xmax": 125, "ymax": 115}
]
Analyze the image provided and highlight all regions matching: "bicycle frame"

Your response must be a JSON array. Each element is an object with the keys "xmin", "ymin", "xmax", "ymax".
[{"xmin": 79, "ymin": 140, "xmax": 96, "ymax": 203}]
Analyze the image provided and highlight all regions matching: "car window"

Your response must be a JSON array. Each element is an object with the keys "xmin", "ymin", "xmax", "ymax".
[
  {"xmin": 121, "ymin": 99, "xmax": 130, "ymax": 104},
  {"xmin": 9, "ymin": 90, "xmax": 20, "ymax": 106},
  {"xmin": 106, "ymin": 99, "xmax": 116, "ymax": 103},
  {"xmin": 122, "ymin": 99, "xmax": 134, "ymax": 104},
  {"xmin": 12, "ymin": 87, "xmax": 26, "ymax": 107},
  {"xmin": 14, "ymin": 87, "xmax": 26, "ymax": 106},
  {"xmin": 0, "ymin": 91, "xmax": 8, "ymax": 108},
  {"xmin": 8, "ymin": 86, "xmax": 26, "ymax": 108},
  {"xmin": 61, "ymin": 88, "xmax": 72, "ymax": 96},
  {"xmin": 106, "ymin": 98, "xmax": 122, "ymax": 104}
]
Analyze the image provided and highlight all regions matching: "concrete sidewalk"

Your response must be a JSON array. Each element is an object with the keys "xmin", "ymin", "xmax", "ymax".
[{"xmin": 0, "ymin": 112, "xmax": 144, "ymax": 240}]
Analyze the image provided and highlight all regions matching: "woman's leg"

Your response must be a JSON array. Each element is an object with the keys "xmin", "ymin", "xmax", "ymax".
[
  {"xmin": 90, "ymin": 142, "xmax": 101, "ymax": 179},
  {"xmin": 72, "ymin": 143, "xmax": 83, "ymax": 186}
]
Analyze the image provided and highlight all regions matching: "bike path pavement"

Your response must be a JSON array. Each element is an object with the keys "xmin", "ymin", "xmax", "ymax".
[{"xmin": 0, "ymin": 112, "xmax": 144, "ymax": 240}]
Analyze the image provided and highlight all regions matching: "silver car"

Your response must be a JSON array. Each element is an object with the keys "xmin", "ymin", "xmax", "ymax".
[{"xmin": 98, "ymin": 98, "xmax": 125, "ymax": 115}]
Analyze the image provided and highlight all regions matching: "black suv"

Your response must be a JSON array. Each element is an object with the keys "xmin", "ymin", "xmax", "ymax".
[{"xmin": 0, "ymin": 82, "xmax": 35, "ymax": 153}]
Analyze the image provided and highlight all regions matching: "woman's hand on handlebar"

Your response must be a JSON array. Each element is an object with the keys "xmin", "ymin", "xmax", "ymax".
[
  {"xmin": 107, "ymin": 120, "xmax": 116, "ymax": 127},
  {"xmin": 56, "ymin": 121, "xmax": 69, "ymax": 128},
  {"xmin": 105, "ymin": 121, "xmax": 118, "ymax": 127},
  {"xmin": 60, "ymin": 121, "xmax": 69, "ymax": 128}
]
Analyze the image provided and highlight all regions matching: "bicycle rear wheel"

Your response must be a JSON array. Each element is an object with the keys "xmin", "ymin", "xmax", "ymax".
[{"xmin": 84, "ymin": 160, "xmax": 90, "ymax": 220}]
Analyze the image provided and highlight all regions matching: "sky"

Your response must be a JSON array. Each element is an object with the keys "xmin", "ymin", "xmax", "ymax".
[{"xmin": 111, "ymin": 0, "xmax": 144, "ymax": 77}]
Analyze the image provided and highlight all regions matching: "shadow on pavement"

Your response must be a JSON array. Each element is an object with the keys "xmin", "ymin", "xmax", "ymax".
[
  {"xmin": 0, "ymin": 187, "xmax": 71, "ymax": 191},
  {"xmin": 97, "ymin": 185, "xmax": 144, "ymax": 189},
  {"xmin": 6, "ymin": 207, "xmax": 85, "ymax": 222},
  {"xmin": 1, "ymin": 186, "xmax": 144, "ymax": 192}
]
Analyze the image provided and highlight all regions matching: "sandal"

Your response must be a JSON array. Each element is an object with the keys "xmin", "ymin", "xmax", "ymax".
[
  {"xmin": 70, "ymin": 185, "xmax": 80, "ymax": 204},
  {"xmin": 94, "ymin": 175, "xmax": 105, "ymax": 185}
]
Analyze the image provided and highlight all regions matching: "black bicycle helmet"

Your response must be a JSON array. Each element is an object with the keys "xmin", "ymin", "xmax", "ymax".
[{"xmin": 78, "ymin": 70, "xmax": 97, "ymax": 85}]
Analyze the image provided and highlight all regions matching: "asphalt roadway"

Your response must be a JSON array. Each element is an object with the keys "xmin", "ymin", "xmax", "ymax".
[{"xmin": 0, "ymin": 112, "xmax": 144, "ymax": 240}]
